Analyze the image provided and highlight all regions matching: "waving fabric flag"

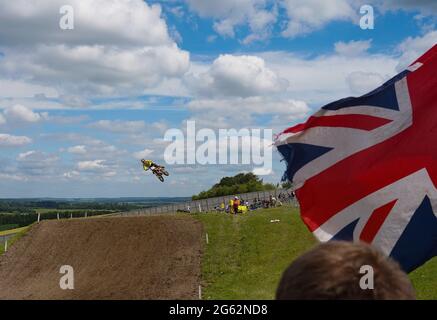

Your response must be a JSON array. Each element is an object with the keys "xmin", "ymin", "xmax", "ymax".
[{"xmin": 275, "ymin": 44, "xmax": 437, "ymax": 273}]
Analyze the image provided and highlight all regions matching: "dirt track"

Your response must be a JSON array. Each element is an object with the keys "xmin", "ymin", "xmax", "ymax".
[{"xmin": 0, "ymin": 216, "xmax": 203, "ymax": 300}]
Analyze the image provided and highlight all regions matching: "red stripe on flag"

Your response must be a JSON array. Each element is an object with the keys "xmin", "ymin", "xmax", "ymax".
[
  {"xmin": 360, "ymin": 199, "xmax": 398, "ymax": 243},
  {"xmin": 283, "ymin": 114, "xmax": 392, "ymax": 134}
]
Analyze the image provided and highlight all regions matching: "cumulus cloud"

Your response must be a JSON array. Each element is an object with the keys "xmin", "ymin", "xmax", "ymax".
[
  {"xmin": 396, "ymin": 30, "xmax": 437, "ymax": 70},
  {"xmin": 67, "ymin": 145, "xmax": 87, "ymax": 155},
  {"xmin": 185, "ymin": 0, "xmax": 277, "ymax": 42},
  {"xmin": 0, "ymin": 133, "xmax": 32, "ymax": 147},
  {"xmin": 334, "ymin": 40, "xmax": 372, "ymax": 56},
  {"xmin": 88, "ymin": 120, "xmax": 147, "ymax": 134},
  {"xmin": 281, "ymin": 0, "xmax": 356, "ymax": 38},
  {"xmin": 187, "ymin": 54, "xmax": 289, "ymax": 97},
  {"xmin": 259, "ymin": 50, "xmax": 399, "ymax": 105},
  {"xmin": 16, "ymin": 150, "xmax": 59, "ymax": 176},
  {"xmin": 377, "ymin": 0, "xmax": 437, "ymax": 14},
  {"xmin": 77, "ymin": 160, "xmax": 107, "ymax": 171},
  {"xmin": 63, "ymin": 170, "xmax": 80, "ymax": 179},
  {"xmin": 76, "ymin": 159, "xmax": 118, "ymax": 178},
  {"xmin": 3, "ymin": 104, "xmax": 47, "ymax": 123},
  {"xmin": 0, "ymin": 0, "xmax": 190, "ymax": 96},
  {"xmin": 133, "ymin": 148, "xmax": 154, "ymax": 160},
  {"xmin": 188, "ymin": 96, "xmax": 309, "ymax": 115},
  {"xmin": 346, "ymin": 71, "xmax": 386, "ymax": 94}
]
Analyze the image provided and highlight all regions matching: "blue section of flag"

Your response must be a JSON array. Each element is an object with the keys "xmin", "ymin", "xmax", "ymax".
[
  {"xmin": 277, "ymin": 143, "xmax": 332, "ymax": 182},
  {"xmin": 390, "ymin": 196, "xmax": 437, "ymax": 273},
  {"xmin": 322, "ymin": 70, "xmax": 409, "ymax": 111},
  {"xmin": 331, "ymin": 219, "xmax": 359, "ymax": 241}
]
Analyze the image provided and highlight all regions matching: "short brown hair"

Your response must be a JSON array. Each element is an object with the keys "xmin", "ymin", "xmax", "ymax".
[{"xmin": 276, "ymin": 241, "xmax": 416, "ymax": 300}]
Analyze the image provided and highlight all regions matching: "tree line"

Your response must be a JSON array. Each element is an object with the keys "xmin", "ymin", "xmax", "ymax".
[{"xmin": 192, "ymin": 173, "xmax": 276, "ymax": 200}]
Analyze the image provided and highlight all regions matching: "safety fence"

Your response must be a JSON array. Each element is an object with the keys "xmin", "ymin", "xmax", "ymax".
[{"xmin": 116, "ymin": 189, "xmax": 298, "ymax": 216}]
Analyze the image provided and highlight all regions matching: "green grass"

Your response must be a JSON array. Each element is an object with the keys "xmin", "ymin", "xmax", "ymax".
[
  {"xmin": 194, "ymin": 206, "xmax": 316, "ymax": 299},
  {"xmin": 195, "ymin": 206, "xmax": 437, "ymax": 300},
  {"xmin": 0, "ymin": 226, "xmax": 30, "ymax": 255}
]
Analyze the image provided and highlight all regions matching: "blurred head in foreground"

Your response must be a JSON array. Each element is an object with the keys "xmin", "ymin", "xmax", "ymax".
[{"xmin": 276, "ymin": 241, "xmax": 415, "ymax": 300}]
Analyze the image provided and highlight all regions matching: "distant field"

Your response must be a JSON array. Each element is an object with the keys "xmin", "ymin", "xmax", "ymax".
[
  {"xmin": 195, "ymin": 206, "xmax": 437, "ymax": 300},
  {"xmin": 0, "ymin": 224, "xmax": 19, "ymax": 232},
  {"xmin": 33, "ymin": 208, "xmax": 115, "ymax": 214}
]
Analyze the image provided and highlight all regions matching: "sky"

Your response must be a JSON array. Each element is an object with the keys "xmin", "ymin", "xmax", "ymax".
[{"xmin": 0, "ymin": 0, "xmax": 436, "ymax": 198}]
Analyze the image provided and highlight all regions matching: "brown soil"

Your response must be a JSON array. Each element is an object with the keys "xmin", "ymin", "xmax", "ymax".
[{"xmin": 0, "ymin": 216, "xmax": 203, "ymax": 300}]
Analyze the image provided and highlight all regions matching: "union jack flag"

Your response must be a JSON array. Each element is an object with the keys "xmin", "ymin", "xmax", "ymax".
[{"xmin": 275, "ymin": 44, "xmax": 437, "ymax": 272}]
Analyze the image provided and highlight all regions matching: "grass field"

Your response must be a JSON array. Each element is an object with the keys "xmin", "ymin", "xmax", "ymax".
[
  {"xmin": 0, "ymin": 226, "xmax": 30, "ymax": 255},
  {"xmin": 195, "ymin": 206, "xmax": 437, "ymax": 300}
]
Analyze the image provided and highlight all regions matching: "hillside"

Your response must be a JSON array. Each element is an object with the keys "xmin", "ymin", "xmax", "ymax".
[
  {"xmin": 0, "ymin": 216, "xmax": 202, "ymax": 299},
  {"xmin": 195, "ymin": 206, "xmax": 437, "ymax": 300}
]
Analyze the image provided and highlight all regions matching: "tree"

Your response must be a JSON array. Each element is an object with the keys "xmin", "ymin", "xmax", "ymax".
[{"xmin": 192, "ymin": 173, "xmax": 276, "ymax": 200}]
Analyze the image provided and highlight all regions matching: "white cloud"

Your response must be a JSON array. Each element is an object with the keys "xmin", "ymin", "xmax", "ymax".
[
  {"xmin": 16, "ymin": 150, "xmax": 59, "ymax": 176},
  {"xmin": 187, "ymin": 54, "xmax": 289, "ymax": 97},
  {"xmin": 259, "ymin": 50, "xmax": 399, "ymax": 105},
  {"xmin": 185, "ymin": 0, "xmax": 277, "ymax": 42},
  {"xmin": 0, "ymin": 0, "xmax": 173, "ymax": 48},
  {"xmin": 103, "ymin": 171, "xmax": 117, "ymax": 178},
  {"xmin": 77, "ymin": 160, "xmax": 107, "ymax": 171},
  {"xmin": 346, "ymin": 71, "xmax": 386, "ymax": 94},
  {"xmin": 63, "ymin": 170, "xmax": 80, "ymax": 179},
  {"xmin": 0, "ymin": 133, "xmax": 32, "ymax": 147},
  {"xmin": 0, "ymin": 79, "xmax": 58, "ymax": 99},
  {"xmin": 89, "ymin": 120, "xmax": 147, "ymax": 134},
  {"xmin": 0, "ymin": 0, "xmax": 190, "ymax": 96},
  {"xmin": 378, "ymin": 0, "xmax": 437, "ymax": 15},
  {"xmin": 252, "ymin": 167, "xmax": 273, "ymax": 175},
  {"xmin": 133, "ymin": 148, "xmax": 154, "ymax": 160},
  {"xmin": 0, "ymin": 114, "xmax": 5, "ymax": 125},
  {"xmin": 3, "ymin": 104, "xmax": 47, "ymax": 123},
  {"xmin": 396, "ymin": 30, "xmax": 437, "ymax": 70},
  {"xmin": 281, "ymin": 0, "xmax": 356, "ymax": 38},
  {"xmin": 17, "ymin": 150, "xmax": 36, "ymax": 160},
  {"xmin": 188, "ymin": 96, "xmax": 309, "ymax": 115},
  {"xmin": 67, "ymin": 145, "xmax": 87, "ymax": 155},
  {"xmin": 334, "ymin": 40, "xmax": 372, "ymax": 56}
]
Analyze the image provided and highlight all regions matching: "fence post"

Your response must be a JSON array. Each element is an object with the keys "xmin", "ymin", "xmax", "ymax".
[
  {"xmin": 57, "ymin": 213, "xmax": 60, "ymax": 220},
  {"xmin": 37, "ymin": 213, "xmax": 41, "ymax": 223},
  {"xmin": 4, "ymin": 240, "xmax": 7, "ymax": 252}
]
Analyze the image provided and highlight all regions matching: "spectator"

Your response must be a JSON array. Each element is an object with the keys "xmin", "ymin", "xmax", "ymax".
[
  {"xmin": 276, "ymin": 241, "xmax": 416, "ymax": 300},
  {"xmin": 229, "ymin": 198, "xmax": 234, "ymax": 214},
  {"xmin": 233, "ymin": 196, "xmax": 240, "ymax": 214}
]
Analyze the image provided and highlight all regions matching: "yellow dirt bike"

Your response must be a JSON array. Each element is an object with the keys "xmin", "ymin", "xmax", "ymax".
[{"xmin": 151, "ymin": 165, "xmax": 169, "ymax": 182}]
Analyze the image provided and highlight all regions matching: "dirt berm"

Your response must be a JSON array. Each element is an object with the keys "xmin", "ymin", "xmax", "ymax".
[{"xmin": 0, "ymin": 215, "xmax": 203, "ymax": 300}]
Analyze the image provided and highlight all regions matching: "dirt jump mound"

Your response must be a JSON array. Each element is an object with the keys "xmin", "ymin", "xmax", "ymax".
[{"xmin": 0, "ymin": 216, "xmax": 203, "ymax": 300}]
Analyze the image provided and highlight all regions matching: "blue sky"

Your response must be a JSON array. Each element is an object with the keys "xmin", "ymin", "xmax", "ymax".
[{"xmin": 0, "ymin": 0, "xmax": 436, "ymax": 198}]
